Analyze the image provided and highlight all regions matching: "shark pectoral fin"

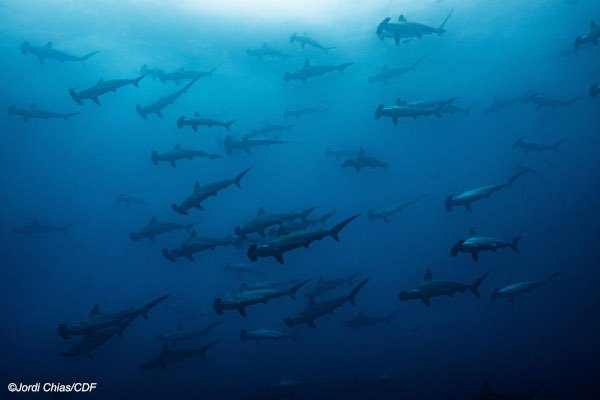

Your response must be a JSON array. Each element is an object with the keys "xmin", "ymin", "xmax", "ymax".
[
  {"xmin": 238, "ymin": 307, "xmax": 247, "ymax": 317},
  {"xmin": 394, "ymin": 35, "xmax": 400, "ymax": 46},
  {"xmin": 307, "ymin": 320, "xmax": 316, "ymax": 328},
  {"xmin": 169, "ymin": 160, "xmax": 176, "ymax": 167},
  {"xmin": 464, "ymin": 203, "xmax": 472, "ymax": 212},
  {"xmin": 274, "ymin": 253, "xmax": 284, "ymax": 264},
  {"xmin": 471, "ymin": 251, "xmax": 479, "ymax": 262},
  {"xmin": 192, "ymin": 125, "xmax": 197, "ymax": 132},
  {"xmin": 186, "ymin": 254, "xmax": 195, "ymax": 262},
  {"xmin": 156, "ymin": 111, "xmax": 163, "ymax": 118},
  {"xmin": 392, "ymin": 116, "xmax": 398, "ymax": 126},
  {"xmin": 421, "ymin": 297, "xmax": 430, "ymax": 306},
  {"xmin": 92, "ymin": 97, "xmax": 100, "ymax": 105}
]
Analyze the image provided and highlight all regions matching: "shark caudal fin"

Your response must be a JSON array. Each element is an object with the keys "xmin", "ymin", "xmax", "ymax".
[
  {"xmin": 337, "ymin": 62, "xmax": 354, "ymax": 74},
  {"xmin": 224, "ymin": 120, "xmax": 237, "ymax": 131},
  {"xmin": 79, "ymin": 50, "xmax": 100, "ymax": 64},
  {"xmin": 69, "ymin": 89, "xmax": 83, "ymax": 105},
  {"xmin": 470, "ymin": 271, "xmax": 491, "ymax": 297},
  {"xmin": 162, "ymin": 249, "xmax": 177, "ymax": 262},
  {"xmin": 141, "ymin": 294, "xmax": 170, "ymax": 319},
  {"xmin": 136, "ymin": 104, "xmax": 147, "ymax": 119},
  {"xmin": 329, "ymin": 214, "xmax": 360, "ymax": 242},
  {"xmin": 234, "ymin": 166, "xmax": 253, "ymax": 188},
  {"xmin": 412, "ymin": 55, "xmax": 426, "ymax": 71},
  {"xmin": 545, "ymin": 271, "xmax": 561, "ymax": 284},
  {"xmin": 511, "ymin": 235, "xmax": 523, "ymax": 253},
  {"xmin": 346, "ymin": 278, "xmax": 369, "ymax": 306},
  {"xmin": 133, "ymin": 73, "xmax": 148, "ymax": 87},
  {"xmin": 507, "ymin": 169, "xmax": 527, "ymax": 185},
  {"xmin": 199, "ymin": 340, "xmax": 220, "ymax": 360},
  {"xmin": 289, "ymin": 279, "xmax": 311, "ymax": 299},
  {"xmin": 319, "ymin": 211, "xmax": 336, "ymax": 225},
  {"xmin": 301, "ymin": 206, "xmax": 318, "ymax": 221},
  {"xmin": 436, "ymin": 9, "xmax": 454, "ymax": 35}
]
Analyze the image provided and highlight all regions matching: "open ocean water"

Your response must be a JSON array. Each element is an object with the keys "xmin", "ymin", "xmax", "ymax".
[{"xmin": 1, "ymin": 0, "xmax": 600, "ymax": 399}]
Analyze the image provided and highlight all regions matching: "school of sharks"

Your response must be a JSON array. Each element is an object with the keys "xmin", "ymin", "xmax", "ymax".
[{"xmin": 2, "ymin": 0, "xmax": 600, "ymax": 399}]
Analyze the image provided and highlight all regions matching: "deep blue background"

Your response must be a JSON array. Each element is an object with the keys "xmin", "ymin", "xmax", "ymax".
[{"xmin": 1, "ymin": 0, "xmax": 599, "ymax": 399}]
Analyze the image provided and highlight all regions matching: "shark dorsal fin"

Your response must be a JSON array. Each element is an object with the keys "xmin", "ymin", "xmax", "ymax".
[
  {"xmin": 29, "ymin": 103, "xmax": 37, "ymax": 109},
  {"xmin": 194, "ymin": 181, "xmax": 201, "ymax": 192},
  {"xmin": 90, "ymin": 304, "xmax": 101, "ymax": 317},
  {"xmin": 308, "ymin": 296, "xmax": 316, "ymax": 306},
  {"xmin": 150, "ymin": 216, "xmax": 157, "ymax": 224},
  {"xmin": 398, "ymin": 15, "xmax": 407, "ymax": 22},
  {"xmin": 173, "ymin": 144, "xmax": 181, "ymax": 151},
  {"xmin": 304, "ymin": 59, "xmax": 310, "ymax": 68},
  {"xmin": 258, "ymin": 207, "xmax": 265, "ymax": 216},
  {"xmin": 45, "ymin": 41, "xmax": 52, "ymax": 48},
  {"xmin": 396, "ymin": 98, "xmax": 403, "ymax": 105},
  {"xmin": 469, "ymin": 227, "xmax": 477, "ymax": 237},
  {"xmin": 591, "ymin": 20, "xmax": 598, "ymax": 30},
  {"xmin": 160, "ymin": 344, "xmax": 169, "ymax": 355},
  {"xmin": 424, "ymin": 268, "xmax": 433, "ymax": 281},
  {"xmin": 97, "ymin": 77, "xmax": 104, "ymax": 85}
]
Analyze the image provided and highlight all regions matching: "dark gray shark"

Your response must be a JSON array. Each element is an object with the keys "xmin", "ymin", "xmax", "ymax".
[
  {"xmin": 289, "ymin": 33, "xmax": 335, "ymax": 53},
  {"xmin": 491, "ymin": 272, "xmax": 560, "ymax": 302},
  {"xmin": 235, "ymin": 206, "xmax": 317, "ymax": 238},
  {"xmin": 247, "ymin": 214, "xmax": 360, "ymax": 264},
  {"xmin": 139, "ymin": 340, "xmax": 219, "ymax": 370},
  {"xmin": 284, "ymin": 279, "xmax": 369, "ymax": 328},
  {"xmin": 268, "ymin": 210, "xmax": 336, "ymax": 237},
  {"xmin": 512, "ymin": 137, "xmax": 566, "ymax": 153},
  {"xmin": 284, "ymin": 59, "xmax": 353, "ymax": 84},
  {"xmin": 305, "ymin": 272, "xmax": 362, "ymax": 298},
  {"xmin": 399, "ymin": 268, "xmax": 490, "ymax": 306},
  {"xmin": 445, "ymin": 170, "xmax": 526, "ymax": 212},
  {"xmin": 158, "ymin": 66, "xmax": 217, "ymax": 85},
  {"xmin": 375, "ymin": 97, "xmax": 455, "ymax": 125},
  {"xmin": 341, "ymin": 148, "xmax": 387, "ymax": 172},
  {"xmin": 115, "ymin": 194, "xmax": 147, "ymax": 208},
  {"xmin": 162, "ymin": 231, "xmax": 243, "ymax": 262},
  {"xmin": 406, "ymin": 98, "xmax": 473, "ymax": 116},
  {"xmin": 151, "ymin": 144, "xmax": 221, "ymax": 167},
  {"xmin": 376, "ymin": 10, "xmax": 453, "ymax": 45},
  {"xmin": 524, "ymin": 93, "xmax": 579, "ymax": 110},
  {"xmin": 250, "ymin": 121, "xmax": 295, "ymax": 137},
  {"xmin": 7, "ymin": 104, "xmax": 79, "ymax": 122},
  {"xmin": 247, "ymin": 43, "xmax": 291, "ymax": 60},
  {"xmin": 13, "ymin": 218, "xmax": 71, "ymax": 236},
  {"xmin": 157, "ymin": 321, "xmax": 221, "ymax": 346},
  {"xmin": 451, "ymin": 229, "xmax": 523, "ymax": 262},
  {"xmin": 60, "ymin": 317, "xmax": 134, "ymax": 358},
  {"xmin": 171, "ymin": 166, "xmax": 253, "ymax": 215},
  {"xmin": 213, "ymin": 279, "xmax": 311, "ymax": 317},
  {"xmin": 69, "ymin": 74, "xmax": 147, "ymax": 105},
  {"xmin": 136, "ymin": 78, "xmax": 198, "ymax": 119},
  {"xmin": 284, "ymin": 105, "xmax": 327, "ymax": 119},
  {"xmin": 224, "ymin": 134, "xmax": 290, "ymax": 154},
  {"xmin": 177, "ymin": 112, "xmax": 236, "ymax": 132},
  {"xmin": 368, "ymin": 194, "xmax": 427, "ymax": 223},
  {"xmin": 21, "ymin": 41, "xmax": 99, "ymax": 64},
  {"xmin": 57, "ymin": 295, "xmax": 169, "ymax": 339},
  {"xmin": 341, "ymin": 309, "xmax": 400, "ymax": 330},
  {"xmin": 240, "ymin": 328, "xmax": 300, "ymax": 346},
  {"xmin": 368, "ymin": 56, "xmax": 426, "ymax": 84},
  {"xmin": 573, "ymin": 20, "xmax": 600, "ymax": 48},
  {"xmin": 130, "ymin": 216, "xmax": 196, "ymax": 242}
]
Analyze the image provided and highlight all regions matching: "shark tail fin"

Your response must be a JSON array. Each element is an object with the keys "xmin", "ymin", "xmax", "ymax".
[
  {"xmin": 470, "ymin": 271, "xmax": 491, "ymax": 298},
  {"xmin": 507, "ymin": 169, "xmax": 527, "ymax": 185},
  {"xmin": 329, "ymin": 214, "xmax": 360, "ymax": 242},
  {"xmin": 437, "ymin": 9, "xmax": 454, "ymax": 35},
  {"xmin": 511, "ymin": 235, "xmax": 523, "ymax": 253},
  {"xmin": 225, "ymin": 120, "xmax": 237, "ymax": 131},
  {"xmin": 79, "ymin": 50, "xmax": 100, "ymax": 64},
  {"xmin": 319, "ymin": 211, "xmax": 336, "ymax": 225},
  {"xmin": 133, "ymin": 73, "xmax": 148, "ymax": 87},
  {"xmin": 545, "ymin": 271, "xmax": 561, "ymax": 284},
  {"xmin": 289, "ymin": 279, "xmax": 311, "ymax": 298},
  {"xmin": 346, "ymin": 278, "xmax": 369, "ymax": 306},
  {"xmin": 337, "ymin": 62, "xmax": 354, "ymax": 74},
  {"xmin": 234, "ymin": 166, "xmax": 253, "ymax": 188},
  {"xmin": 412, "ymin": 55, "xmax": 426, "ymax": 71},
  {"xmin": 200, "ymin": 340, "xmax": 220, "ymax": 360},
  {"xmin": 141, "ymin": 294, "xmax": 170, "ymax": 319},
  {"xmin": 69, "ymin": 89, "xmax": 83, "ymax": 106}
]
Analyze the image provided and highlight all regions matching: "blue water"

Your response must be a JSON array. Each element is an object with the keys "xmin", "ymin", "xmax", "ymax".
[{"xmin": 1, "ymin": 0, "xmax": 599, "ymax": 399}]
